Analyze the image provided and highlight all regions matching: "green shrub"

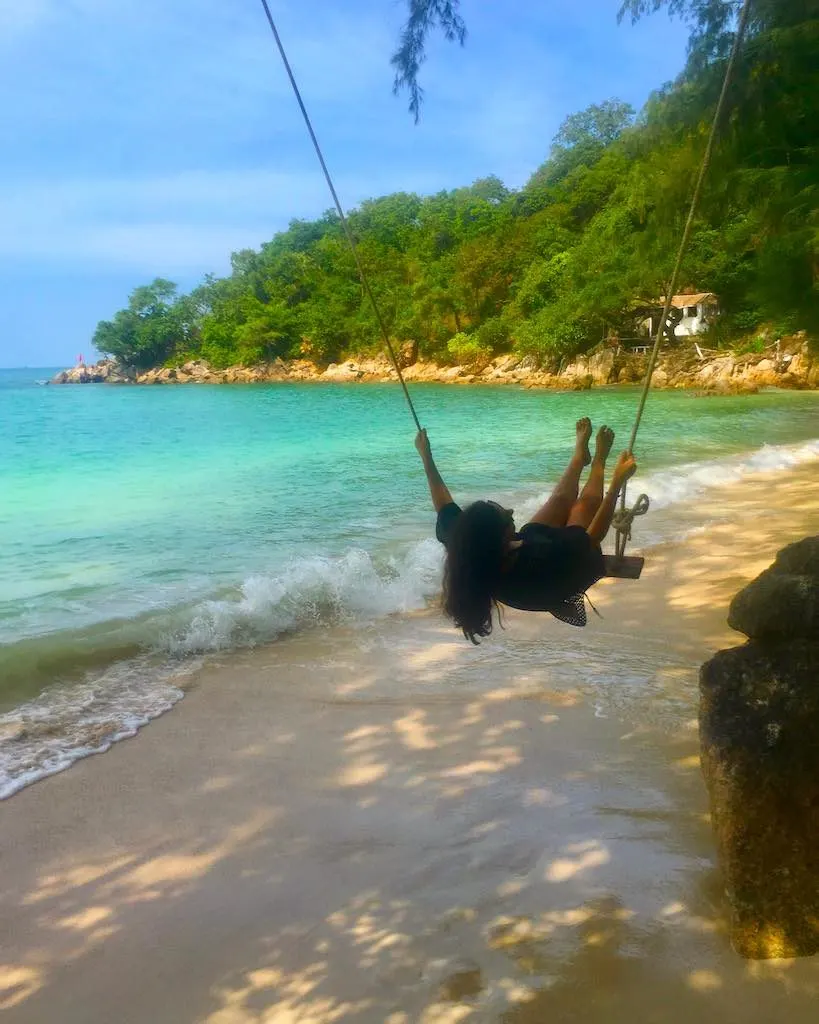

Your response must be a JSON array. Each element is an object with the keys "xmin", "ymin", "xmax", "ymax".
[
  {"xmin": 475, "ymin": 316, "xmax": 510, "ymax": 353},
  {"xmin": 514, "ymin": 309, "xmax": 594, "ymax": 368},
  {"xmin": 733, "ymin": 334, "xmax": 767, "ymax": 355},
  {"xmin": 446, "ymin": 332, "xmax": 493, "ymax": 368}
]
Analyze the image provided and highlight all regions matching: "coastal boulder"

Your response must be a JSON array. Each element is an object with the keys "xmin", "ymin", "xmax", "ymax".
[
  {"xmin": 322, "ymin": 361, "xmax": 363, "ymax": 381},
  {"xmin": 700, "ymin": 640, "xmax": 819, "ymax": 958},
  {"xmin": 587, "ymin": 348, "xmax": 615, "ymax": 384},
  {"xmin": 697, "ymin": 355, "xmax": 736, "ymax": 385},
  {"xmin": 101, "ymin": 360, "xmax": 134, "ymax": 383},
  {"xmin": 264, "ymin": 358, "xmax": 290, "ymax": 380},
  {"xmin": 613, "ymin": 354, "xmax": 645, "ymax": 384},
  {"xmin": 137, "ymin": 368, "xmax": 164, "ymax": 384},
  {"xmin": 402, "ymin": 361, "xmax": 447, "ymax": 383},
  {"xmin": 482, "ymin": 353, "xmax": 521, "ymax": 382},
  {"xmin": 52, "ymin": 358, "xmax": 132, "ymax": 384},
  {"xmin": 728, "ymin": 571, "xmax": 819, "ymax": 640},
  {"xmin": 290, "ymin": 359, "xmax": 320, "ymax": 380},
  {"xmin": 561, "ymin": 352, "xmax": 610, "ymax": 385},
  {"xmin": 178, "ymin": 359, "xmax": 212, "ymax": 382},
  {"xmin": 728, "ymin": 536, "xmax": 819, "ymax": 640},
  {"xmin": 704, "ymin": 378, "xmax": 760, "ymax": 396},
  {"xmin": 773, "ymin": 535, "xmax": 819, "ymax": 577},
  {"xmin": 700, "ymin": 536, "xmax": 819, "ymax": 958},
  {"xmin": 52, "ymin": 366, "xmax": 89, "ymax": 383}
]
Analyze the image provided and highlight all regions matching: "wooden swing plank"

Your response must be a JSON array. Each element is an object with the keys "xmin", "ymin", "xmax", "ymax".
[{"xmin": 602, "ymin": 554, "xmax": 644, "ymax": 580}]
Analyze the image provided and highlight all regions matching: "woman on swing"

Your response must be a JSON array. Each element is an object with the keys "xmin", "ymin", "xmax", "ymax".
[{"xmin": 416, "ymin": 417, "xmax": 637, "ymax": 642}]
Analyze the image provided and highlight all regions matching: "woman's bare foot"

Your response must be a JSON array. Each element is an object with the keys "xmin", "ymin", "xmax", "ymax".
[
  {"xmin": 575, "ymin": 417, "xmax": 592, "ymax": 465},
  {"xmin": 594, "ymin": 425, "xmax": 615, "ymax": 464},
  {"xmin": 612, "ymin": 450, "xmax": 637, "ymax": 487}
]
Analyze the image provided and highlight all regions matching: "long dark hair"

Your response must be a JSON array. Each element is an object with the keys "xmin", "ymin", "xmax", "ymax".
[{"xmin": 442, "ymin": 501, "xmax": 508, "ymax": 644}]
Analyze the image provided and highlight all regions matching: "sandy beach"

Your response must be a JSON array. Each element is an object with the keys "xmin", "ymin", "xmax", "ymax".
[{"xmin": 2, "ymin": 463, "xmax": 818, "ymax": 1023}]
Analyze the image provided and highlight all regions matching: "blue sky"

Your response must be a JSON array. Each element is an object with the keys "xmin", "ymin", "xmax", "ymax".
[{"xmin": 0, "ymin": 0, "xmax": 688, "ymax": 368}]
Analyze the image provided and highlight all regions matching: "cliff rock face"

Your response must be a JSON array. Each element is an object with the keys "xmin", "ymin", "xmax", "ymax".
[{"xmin": 699, "ymin": 537, "xmax": 819, "ymax": 958}]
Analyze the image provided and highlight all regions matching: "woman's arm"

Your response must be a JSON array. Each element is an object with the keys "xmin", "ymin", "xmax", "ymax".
[
  {"xmin": 587, "ymin": 451, "xmax": 637, "ymax": 545},
  {"xmin": 415, "ymin": 429, "xmax": 454, "ymax": 512}
]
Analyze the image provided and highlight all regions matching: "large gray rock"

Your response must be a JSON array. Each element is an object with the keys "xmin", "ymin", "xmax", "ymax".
[
  {"xmin": 700, "ymin": 639, "xmax": 819, "ymax": 958},
  {"xmin": 773, "ymin": 535, "xmax": 819, "ymax": 577},
  {"xmin": 52, "ymin": 358, "xmax": 133, "ymax": 384},
  {"xmin": 728, "ymin": 536, "xmax": 819, "ymax": 640},
  {"xmin": 701, "ymin": 535, "xmax": 819, "ymax": 958},
  {"xmin": 728, "ymin": 569, "xmax": 819, "ymax": 639}
]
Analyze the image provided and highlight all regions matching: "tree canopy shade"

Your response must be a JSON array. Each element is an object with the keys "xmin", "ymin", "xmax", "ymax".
[{"xmin": 94, "ymin": 0, "xmax": 819, "ymax": 371}]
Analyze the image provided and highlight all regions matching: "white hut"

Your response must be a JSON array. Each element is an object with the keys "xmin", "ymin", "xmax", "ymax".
[{"xmin": 644, "ymin": 292, "xmax": 719, "ymax": 338}]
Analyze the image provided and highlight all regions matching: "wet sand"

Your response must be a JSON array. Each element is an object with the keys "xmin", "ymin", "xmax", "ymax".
[{"xmin": 1, "ymin": 464, "xmax": 818, "ymax": 1023}]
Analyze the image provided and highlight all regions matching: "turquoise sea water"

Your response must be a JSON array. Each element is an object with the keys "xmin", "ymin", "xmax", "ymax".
[{"xmin": 1, "ymin": 367, "xmax": 818, "ymax": 795}]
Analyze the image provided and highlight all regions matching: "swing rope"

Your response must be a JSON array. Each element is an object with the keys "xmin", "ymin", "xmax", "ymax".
[
  {"xmin": 258, "ymin": 0, "xmax": 422, "ymax": 432},
  {"xmin": 614, "ymin": 0, "xmax": 753, "ymax": 559},
  {"xmin": 260, "ymin": 0, "xmax": 752, "ymax": 555}
]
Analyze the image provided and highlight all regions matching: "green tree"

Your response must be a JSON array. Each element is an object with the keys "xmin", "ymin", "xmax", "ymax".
[{"xmin": 94, "ymin": 278, "xmax": 181, "ymax": 369}]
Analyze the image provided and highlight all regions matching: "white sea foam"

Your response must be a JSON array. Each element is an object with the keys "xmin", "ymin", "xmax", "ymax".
[
  {"xmin": 0, "ymin": 659, "xmax": 193, "ymax": 800},
  {"xmin": 166, "ymin": 540, "xmax": 444, "ymax": 655},
  {"xmin": 637, "ymin": 438, "xmax": 819, "ymax": 511},
  {"xmin": 0, "ymin": 544, "xmax": 445, "ymax": 798},
  {"xmin": 516, "ymin": 438, "xmax": 819, "ymax": 531},
  {"xmin": 164, "ymin": 438, "xmax": 818, "ymax": 656}
]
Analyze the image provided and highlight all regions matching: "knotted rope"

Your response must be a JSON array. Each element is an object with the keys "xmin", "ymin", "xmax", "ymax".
[{"xmin": 613, "ymin": 493, "xmax": 650, "ymax": 556}]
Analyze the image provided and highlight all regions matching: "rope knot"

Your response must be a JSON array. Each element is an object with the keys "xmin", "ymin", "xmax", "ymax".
[{"xmin": 612, "ymin": 493, "xmax": 650, "ymax": 542}]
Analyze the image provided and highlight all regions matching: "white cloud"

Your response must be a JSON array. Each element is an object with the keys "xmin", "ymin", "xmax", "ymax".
[
  {"xmin": 0, "ymin": 170, "xmax": 326, "ymax": 272},
  {"xmin": 0, "ymin": 166, "xmax": 450, "ymax": 274}
]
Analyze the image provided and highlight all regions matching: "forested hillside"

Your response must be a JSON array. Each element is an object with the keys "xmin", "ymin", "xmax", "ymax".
[{"xmin": 94, "ymin": 0, "xmax": 818, "ymax": 371}]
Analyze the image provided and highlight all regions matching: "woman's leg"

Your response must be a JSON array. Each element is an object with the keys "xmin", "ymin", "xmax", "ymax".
[
  {"xmin": 567, "ymin": 426, "xmax": 614, "ymax": 528},
  {"xmin": 587, "ymin": 451, "xmax": 637, "ymax": 544},
  {"xmin": 526, "ymin": 418, "xmax": 592, "ymax": 528}
]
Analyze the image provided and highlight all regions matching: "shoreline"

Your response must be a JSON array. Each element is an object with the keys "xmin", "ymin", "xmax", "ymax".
[
  {"xmin": 52, "ymin": 338, "xmax": 819, "ymax": 394},
  {"xmin": 2, "ymin": 464, "xmax": 818, "ymax": 1021},
  {"xmin": 1, "ymin": 439, "xmax": 817, "ymax": 794}
]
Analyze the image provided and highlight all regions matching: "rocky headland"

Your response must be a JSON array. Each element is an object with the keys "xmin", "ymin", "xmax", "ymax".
[{"xmin": 53, "ymin": 336, "xmax": 819, "ymax": 393}]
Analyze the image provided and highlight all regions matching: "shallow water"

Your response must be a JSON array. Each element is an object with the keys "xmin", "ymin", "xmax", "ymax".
[{"xmin": 1, "ymin": 367, "xmax": 817, "ymax": 795}]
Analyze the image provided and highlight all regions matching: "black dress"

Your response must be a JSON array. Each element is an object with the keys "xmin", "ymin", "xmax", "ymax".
[{"xmin": 436, "ymin": 502, "xmax": 605, "ymax": 627}]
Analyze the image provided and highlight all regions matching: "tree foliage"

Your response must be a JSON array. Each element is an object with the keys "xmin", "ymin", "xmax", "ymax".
[
  {"xmin": 93, "ymin": 279, "xmax": 182, "ymax": 369},
  {"xmin": 95, "ymin": 0, "xmax": 819, "ymax": 370},
  {"xmin": 391, "ymin": 0, "xmax": 466, "ymax": 121}
]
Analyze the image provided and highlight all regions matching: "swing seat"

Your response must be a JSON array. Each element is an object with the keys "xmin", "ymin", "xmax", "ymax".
[{"xmin": 603, "ymin": 554, "xmax": 644, "ymax": 580}]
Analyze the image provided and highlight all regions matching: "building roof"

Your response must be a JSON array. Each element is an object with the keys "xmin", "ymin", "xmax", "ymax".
[{"xmin": 659, "ymin": 292, "xmax": 718, "ymax": 309}]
